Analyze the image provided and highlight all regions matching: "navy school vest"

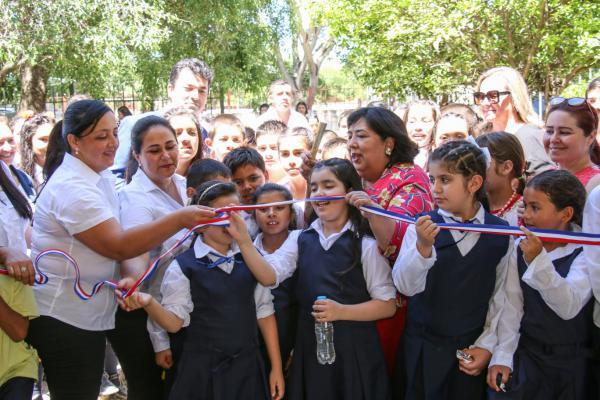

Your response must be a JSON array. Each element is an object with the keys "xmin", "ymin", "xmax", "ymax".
[
  {"xmin": 406, "ymin": 210, "xmax": 510, "ymax": 337},
  {"xmin": 174, "ymin": 244, "xmax": 259, "ymax": 353},
  {"xmin": 517, "ymin": 246, "xmax": 593, "ymax": 345},
  {"xmin": 296, "ymin": 229, "xmax": 371, "ymax": 314}
]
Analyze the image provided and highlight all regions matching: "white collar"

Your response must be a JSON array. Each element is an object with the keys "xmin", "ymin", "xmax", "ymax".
[
  {"xmin": 437, "ymin": 203, "xmax": 485, "ymax": 224},
  {"xmin": 306, "ymin": 218, "xmax": 354, "ymax": 237},
  {"xmin": 61, "ymin": 153, "xmax": 109, "ymax": 184},
  {"xmin": 193, "ymin": 236, "xmax": 240, "ymax": 259},
  {"xmin": 131, "ymin": 168, "xmax": 186, "ymax": 194}
]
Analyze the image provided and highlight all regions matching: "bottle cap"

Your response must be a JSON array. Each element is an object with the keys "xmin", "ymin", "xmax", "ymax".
[{"xmin": 316, "ymin": 295, "xmax": 327, "ymax": 300}]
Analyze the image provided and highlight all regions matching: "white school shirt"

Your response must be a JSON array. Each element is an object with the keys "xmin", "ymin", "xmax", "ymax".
[
  {"xmin": 31, "ymin": 153, "xmax": 120, "ymax": 331},
  {"xmin": 392, "ymin": 205, "xmax": 515, "ymax": 353},
  {"xmin": 582, "ymin": 186, "xmax": 600, "ymax": 327},
  {"xmin": 0, "ymin": 162, "xmax": 28, "ymax": 254},
  {"xmin": 119, "ymin": 169, "xmax": 188, "ymax": 352},
  {"xmin": 491, "ymin": 235, "xmax": 591, "ymax": 370},
  {"xmin": 254, "ymin": 108, "xmax": 310, "ymax": 131},
  {"xmin": 264, "ymin": 220, "xmax": 396, "ymax": 301},
  {"xmin": 159, "ymin": 238, "xmax": 275, "ymax": 328}
]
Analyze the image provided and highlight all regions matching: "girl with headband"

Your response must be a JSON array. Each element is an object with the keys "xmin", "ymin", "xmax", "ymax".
[{"xmin": 122, "ymin": 180, "xmax": 285, "ymax": 400}]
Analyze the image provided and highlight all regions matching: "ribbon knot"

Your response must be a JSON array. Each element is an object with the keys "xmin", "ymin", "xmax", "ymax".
[{"xmin": 198, "ymin": 252, "xmax": 240, "ymax": 269}]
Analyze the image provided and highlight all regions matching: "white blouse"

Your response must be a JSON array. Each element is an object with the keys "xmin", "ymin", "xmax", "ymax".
[
  {"xmin": 491, "ymin": 237, "xmax": 591, "ymax": 370},
  {"xmin": 119, "ymin": 169, "xmax": 187, "ymax": 352},
  {"xmin": 392, "ymin": 206, "xmax": 515, "ymax": 353},
  {"xmin": 31, "ymin": 154, "xmax": 120, "ymax": 331},
  {"xmin": 264, "ymin": 220, "xmax": 396, "ymax": 301},
  {"xmin": 159, "ymin": 238, "xmax": 275, "ymax": 328}
]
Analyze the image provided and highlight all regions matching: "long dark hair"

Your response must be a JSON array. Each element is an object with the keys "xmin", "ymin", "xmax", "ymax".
[
  {"xmin": 19, "ymin": 113, "xmax": 55, "ymax": 180},
  {"xmin": 347, "ymin": 107, "xmax": 418, "ymax": 166},
  {"xmin": 312, "ymin": 158, "xmax": 372, "ymax": 282},
  {"xmin": 44, "ymin": 100, "xmax": 112, "ymax": 181},
  {"xmin": 429, "ymin": 140, "xmax": 489, "ymax": 210},
  {"xmin": 163, "ymin": 106, "xmax": 203, "ymax": 174},
  {"xmin": 0, "ymin": 163, "xmax": 32, "ymax": 220},
  {"xmin": 125, "ymin": 115, "xmax": 177, "ymax": 183}
]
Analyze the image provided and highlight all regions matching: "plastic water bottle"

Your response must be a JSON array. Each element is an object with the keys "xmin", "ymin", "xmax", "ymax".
[{"xmin": 315, "ymin": 295, "xmax": 336, "ymax": 365}]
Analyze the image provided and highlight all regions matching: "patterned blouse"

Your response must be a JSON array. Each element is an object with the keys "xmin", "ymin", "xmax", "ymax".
[{"xmin": 365, "ymin": 163, "xmax": 434, "ymax": 260}]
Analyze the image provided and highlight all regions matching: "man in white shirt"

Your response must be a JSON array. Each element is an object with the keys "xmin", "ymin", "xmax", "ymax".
[
  {"xmin": 254, "ymin": 80, "xmax": 311, "ymax": 130},
  {"xmin": 112, "ymin": 58, "xmax": 213, "ymax": 179}
]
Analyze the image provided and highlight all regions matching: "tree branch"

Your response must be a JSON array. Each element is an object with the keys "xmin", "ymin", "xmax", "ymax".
[
  {"xmin": 523, "ymin": 0, "xmax": 548, "ymax": 79},
  {"xmin": 273, "ymin": 42, "xmax": 296, "ymax": 90},
  {"xmin": 0, "ymin": 58, "xmax": 23, "ymax": 84},
  {"xmin": 501, "ymin": 9, "xmax": 517, "ymax": 66}
]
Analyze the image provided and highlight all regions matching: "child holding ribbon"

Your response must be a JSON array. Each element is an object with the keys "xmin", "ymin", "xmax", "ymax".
[
  {"xmin": 122, "ymin": 180, "xmax": 284, "ymax": 400},
  {"xmin": 487, "ymin": 170, "xmax": 593, "ymax": 398},
  {"xmin": 392, "ymin": 140, "xmax": 514, "ymax": 399},
  {"xmin": 252, "ymin": 183, "xmax": 300, "ymax": 374},
  {"xmin": 264, "ymin": 158, "xmax": 396, "ymax": 400}
]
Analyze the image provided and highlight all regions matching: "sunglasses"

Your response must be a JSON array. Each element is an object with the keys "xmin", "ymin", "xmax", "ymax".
[
  {"xmin": 548, "ymin": 97, "xmax": 599, "ymax": 129},
  {"xmin": 473, "ymin": 90, "xmax": 510, "ymax": 105}
]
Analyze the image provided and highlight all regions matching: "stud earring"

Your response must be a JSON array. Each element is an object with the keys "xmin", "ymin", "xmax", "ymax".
[{"xmin": 385, "ymin": 147, "xmax": 392, "ymax": 156}]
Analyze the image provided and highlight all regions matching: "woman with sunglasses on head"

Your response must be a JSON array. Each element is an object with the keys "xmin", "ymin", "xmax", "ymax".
[
  {"xmin": 544, "ymin": 97, "xmax": 600, "ymax": 193},
  {"xmin": 475, "ymin": 67, "xmax": 553, "ymax": 178}
]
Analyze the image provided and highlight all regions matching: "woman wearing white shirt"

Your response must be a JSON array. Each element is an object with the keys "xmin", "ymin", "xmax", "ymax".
[
  {"xmin": 112, "ymin": 115, "xmax": 188, "ymax": 399},
  {"xmin": 25, "ymin": 100, "xmax": 215, "ymax": 400}
]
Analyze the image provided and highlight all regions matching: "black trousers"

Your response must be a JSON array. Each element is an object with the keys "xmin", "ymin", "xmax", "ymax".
[
  {"xmin": 26, "ymin": 316, "xmax": 105, "ymax": 400},
  {"xmin": 0, "ymin": 377, "xmax": 34, "ymax": 400},
  {"xmin": 106, "ymin": 307, "xmax": 164, "ymax": 400}
]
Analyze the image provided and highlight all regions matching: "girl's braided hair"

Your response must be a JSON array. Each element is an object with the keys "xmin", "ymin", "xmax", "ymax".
[{"xmin": 429, "ymin": 140, "xmax": 489, "ymax": 210}]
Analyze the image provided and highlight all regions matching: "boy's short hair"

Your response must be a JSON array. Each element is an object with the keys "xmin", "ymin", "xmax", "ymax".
[
  {"xmin": 278, "ymin": 127, "xmax": 313, "ymax": 149},
  {"xmin": 186, "ymin": 159, "xmax": 231, "ymax": 188},
  {"xmin": 222, "ymin": 146, "xmax": 266, "ymax": 175},
  {"xmin": 321, "ymin": 137, "xmax": 348, "ymax": 160},
  {"xmin": 208, "ymin": 114, "xmax": 244, "ymax": 140},
  {"xmin": 256, "ymin": 120, "xmax": 287, "ymax": 140}
]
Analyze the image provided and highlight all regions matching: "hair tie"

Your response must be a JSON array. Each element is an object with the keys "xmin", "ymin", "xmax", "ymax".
[
  {"xmin": 198, "ymin": 182, "xmax": 226, "ymax": 202},
  {"xmin": 466, "ymin": 136, "xmax": 491, "ymax": 169}
]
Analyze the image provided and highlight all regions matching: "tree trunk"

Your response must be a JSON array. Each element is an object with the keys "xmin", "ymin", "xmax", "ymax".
[
  {"xmin": 219, "ymin": 87, "xmax": 225, "ymax": 114},
  {"xmin": 308, "ymin": 64, "xmax": 319, "ymax": 109},
  {"xmin": 19, "ymin": 63, "xmax": 47, "ymax": 113}
]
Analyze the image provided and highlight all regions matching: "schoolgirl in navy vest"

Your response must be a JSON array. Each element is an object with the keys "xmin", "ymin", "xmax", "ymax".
[
  {"xmin": 265, "ymin": 158, "xmax": 397, "ymax": 400},
  {"xmin": 487, "ymin": 170, "xmax": 593, "ymax": 399},
  {"xmin": 393, "ymin": 140, "xmax": 514, "ymax": 400},
  {"xmin": 253, "ymin": 183, "xmax": 300, "ymax": 374},
  {"xmin": 122, "ymin": 180, "xmax": 285, "ymax": 400}
]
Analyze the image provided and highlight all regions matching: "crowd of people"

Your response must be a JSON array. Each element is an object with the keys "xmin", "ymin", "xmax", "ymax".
[{"xmin": 1, "ymin": 56, "xmax": 600, "ymax": 400}]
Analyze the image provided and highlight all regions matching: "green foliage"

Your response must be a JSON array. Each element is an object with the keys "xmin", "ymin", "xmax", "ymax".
[
  {"xmin": 319, "ymin": 0, "xmax": 600, "ymax": 100},
  {"xmin": 0, "ymin": 0, "xmax": 279, "ymax": 105}
]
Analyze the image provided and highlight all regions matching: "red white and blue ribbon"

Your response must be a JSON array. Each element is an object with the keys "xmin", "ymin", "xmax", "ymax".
[{"xmin": 5, "ymin": 195, "xmax": 600, "ymax": 300}]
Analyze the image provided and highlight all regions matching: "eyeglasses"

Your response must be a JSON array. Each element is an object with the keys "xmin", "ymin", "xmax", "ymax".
[{"xmin": 473, "ymin": 90, "xmax": 510, "ymax": 105}]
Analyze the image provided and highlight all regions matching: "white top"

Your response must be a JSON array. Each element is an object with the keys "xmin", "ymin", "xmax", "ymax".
[
  {"xmin": 119, "ymin": 168, "xmax": 188, "ymax": 352},
  {"xmin": 491, "ymin": 236, "xmax": 591, "ymax": 370},
  {"xmin": 254, "ymin": 108, "xmax": 311, "ymax": 131},
  {"xmin": 31, "ymin": 153, "xmax": 120, "ymax": 331},
  {"xmin": 0, "ymin": 162, "xmax": 28, "ymax": 254},
  {"xmin": 264, "ymin": 219, "xmax": 396, "ymax": 301},
  {"xmin": 392, "ymin": 205, "xmax": 514, "ymax": 353},
  {"xmin": 160, "ymin": 238, "xmax": 275, "ymax": 329},
  {"xmin": 583, "ymin": 186, "xmax": 600, "ymax": 327}
]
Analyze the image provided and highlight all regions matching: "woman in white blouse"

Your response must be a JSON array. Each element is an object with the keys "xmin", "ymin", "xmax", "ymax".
[
  {"xmin": 26, "ymin": 100, "xmax": 214, "ymax": 400},
  {"xmin": 112, "ymin": 115, "xmax": 190, "ymax": 399}
]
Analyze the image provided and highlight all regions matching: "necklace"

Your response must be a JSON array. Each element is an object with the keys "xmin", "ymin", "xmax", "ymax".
[{"xmin": 491, "ymin": 191, "xmax": 521, "ymax": 217}]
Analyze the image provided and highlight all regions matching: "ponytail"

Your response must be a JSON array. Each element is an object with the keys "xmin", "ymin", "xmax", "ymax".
[{"xmin": 43, "ymin": 120, "xmax": 66, "ymax": 181}]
